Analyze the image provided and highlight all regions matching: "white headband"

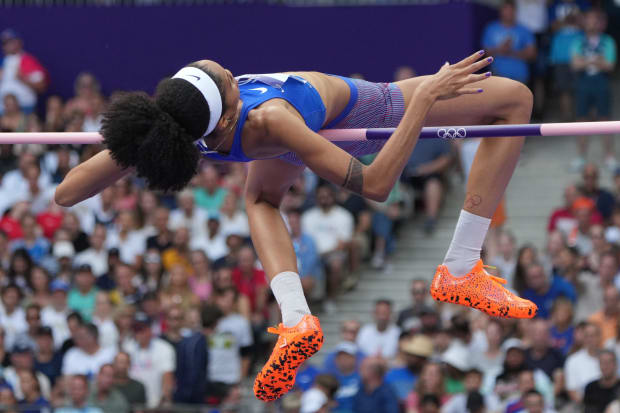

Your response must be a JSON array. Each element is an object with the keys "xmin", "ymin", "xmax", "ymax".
[{"xmin": 172, "ymin": 66, "xmax": 223, "ymax": 136}]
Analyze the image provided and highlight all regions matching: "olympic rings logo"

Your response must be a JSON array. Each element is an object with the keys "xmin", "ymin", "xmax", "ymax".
[{"xmin": 437, "ymin": 128, "xmax": 467, "ymax": 139}]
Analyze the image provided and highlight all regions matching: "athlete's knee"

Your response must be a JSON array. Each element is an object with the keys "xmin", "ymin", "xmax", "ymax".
[{"xmin": 503, "ymin": 79, "xmax": 534, "ymax": 119}]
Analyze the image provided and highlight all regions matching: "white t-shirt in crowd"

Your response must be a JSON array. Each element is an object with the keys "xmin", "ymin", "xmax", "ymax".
[
  {"xmin": 0, "ymin": 54, "xmax": 38, "ymax": 111},
  {"xmin": 208, "ymin": 314, "xmax": 253, "ymax": 384},
  {"xmin": 74, "ymin": 248, "xmax": 109, "ymax": 277},
  {"xmin": 105, "ymin": 230, "xmax": 146, "ymax": 266},
  {"xmin": 3, "ymin": 366, "xmax": 51, "ymax": 400},
  {"xmin": 220, "ymin": 212, "xmax": 250, "ymax": 238},
  {"xmin": 190, "ymin": 233, "xmax": 228, "ymax": 262},
  {"xmin": 516, "ymin": 0, "xmax": 548, "ymax": 33},
  {"xmin": 169, "ymin": 208, "xmax": 208, "ymax": 239},
  {"xmin": 41, "ymin": 306, "xmax": 70, "ymax": 349},
  {"xmin": 301, "ymin": 206, "xmax": 354, "ymax": 254},
  {"xmin": 62, "ymin": 346, "xmax": 116, "ymax": 378},
  {"xmin": 92, "ymin": 316, "xmax": 119, "ymax": 351},
  {"xmin": 123, "ymin": 337, "xmax": 176, "ymax": 408},
  {"xmin": 356, "ymin": 323, "xmax": 401, "ymax": 359},
  {"xmin": 564, "ymin": 348, "xmax": 601, "ymax": 394},
  {"xmin": 0, "ymin": 304, "xmax": 27, "ymax": 351}
]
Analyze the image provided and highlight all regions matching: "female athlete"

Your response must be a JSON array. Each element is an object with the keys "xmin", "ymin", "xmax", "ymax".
[{"xmin": 55, "ymin": 51, "xmax": 537, "ymax": 402}]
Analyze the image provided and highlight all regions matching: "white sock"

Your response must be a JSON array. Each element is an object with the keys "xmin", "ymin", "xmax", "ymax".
[
  {"xmin": 270, "ymin": 271, "xmax": 311, "ymax": 327},
  {"xmin": 443, "ymin": 210, "xmax": 491, "ymax": 277}
]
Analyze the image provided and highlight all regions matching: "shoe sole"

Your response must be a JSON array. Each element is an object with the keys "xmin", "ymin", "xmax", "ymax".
[
  {"xmin": 430, "ymin": 287, "xmax": 536, "ymax": 319},
  {"xmin": 254, "ymin": 330, "xmax": 324, "ymax": 402}
]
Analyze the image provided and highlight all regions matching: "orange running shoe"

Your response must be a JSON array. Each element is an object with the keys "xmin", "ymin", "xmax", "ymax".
[
  {"xmin": 430, "ymin": 260, "xmax": 537, "ymax": 319},
  {"xmin": 254, "ymin": 314, "xmax": 323, "ymax": 402}
]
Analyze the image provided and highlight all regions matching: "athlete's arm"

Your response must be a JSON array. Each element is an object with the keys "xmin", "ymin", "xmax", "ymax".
[
  {"xmin": 267, "ymin": 52, "xmax": 492, "ymax": 202},
  {"xmin": 55, "ymin": 149, "xmax": 133, "ymax": 207}
]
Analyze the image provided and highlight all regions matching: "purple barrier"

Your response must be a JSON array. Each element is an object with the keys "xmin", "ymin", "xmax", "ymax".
[{"xmin": 0, "ymin": 3, "xmax": 496, "ymax": 99}]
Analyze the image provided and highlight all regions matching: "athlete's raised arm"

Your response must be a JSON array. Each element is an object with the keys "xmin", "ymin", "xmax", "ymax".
[
  {"xmin": 55, "ymin": 149, "xmax": 133, "ymax": 207},
  {"xmin": 268, "ymin": 52, "xmax": 492, "ymax": 201}
]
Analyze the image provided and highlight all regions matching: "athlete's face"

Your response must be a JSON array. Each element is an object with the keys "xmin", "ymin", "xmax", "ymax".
[{"xmin": 196, "ymin": 59, "xmax": 240, "ymax": 122}]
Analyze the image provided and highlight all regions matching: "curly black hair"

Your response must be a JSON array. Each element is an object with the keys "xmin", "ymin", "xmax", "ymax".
[{"xmin": 101, "ymin": 64, "xmax": 225, "ymax": 192}]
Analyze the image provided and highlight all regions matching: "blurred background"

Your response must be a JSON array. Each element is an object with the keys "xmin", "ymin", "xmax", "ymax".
[{"xmin": 1, "ymin": 0, "xmax": 620, "ymax": 412}]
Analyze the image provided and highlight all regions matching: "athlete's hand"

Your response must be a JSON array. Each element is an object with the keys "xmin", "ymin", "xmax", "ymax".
[{"xmin": 420, "ymin": 51, "xmax": 494, "ymax": 101}]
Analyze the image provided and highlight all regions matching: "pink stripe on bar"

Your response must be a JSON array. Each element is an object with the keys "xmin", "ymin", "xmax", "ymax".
[
  {"xmin": 318, "ymin": 129, "xmax": 367, "ymax": 141},
  {"xmin": 0, "ymin": 132, "xmax": 103, "ymax": 144},
  {"xmin": 541, "ymin": 121, "xmax": 620, "ymax": 136}
]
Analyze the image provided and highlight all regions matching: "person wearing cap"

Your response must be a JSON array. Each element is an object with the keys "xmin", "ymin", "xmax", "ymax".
[
  {"xmin": 323, "ymin": 320, "xmax": 365, "ymax": 375},
  {"xmin": 52, "ymin": 240, "xmax": 76, "ymax": 275},
  {"xmin": 548, "ymin": 184, "xmax": 603, "ymax": 234},
  {"xmin": 0, "ymin": 29, "xmax": 48, "ymax": 114},
  {"xmin": 61, "ymin": 323, "xmax": 116, "ymax": 379},
  {"xmin": 3, "ymin": 339, "xmax": 51, "ymax": 401},
  {"xmin": 169, "ymin": 189, "xmax": 208, "ymax": 241},
  {"xmin": 325, "ymin": 341, "xmax": 362, "ymax": 413},
  {"xmin": 33, "ymin": 326, "xmax": 63, "ymax": 387},
  {"xmin": 74, "ymin": 225, "xmax": 109, "ymax": 278},
  {"xmin": 385, "ymin": 334, "xmax": 433, "ymax": 403},
  {"xmin": 356, "ymin": 299, "xmax": 401, "ymax": 359},
  {"xmin": 121, "ymin": 312, "xmax": 175, "ymax": 408},
  {"xmin": 41, "ymin": 279, "xmax": 71, "ymax": 349},
  {"xmin": 67, "ymin": 264, "xmax": 99, "ymax": 322}
]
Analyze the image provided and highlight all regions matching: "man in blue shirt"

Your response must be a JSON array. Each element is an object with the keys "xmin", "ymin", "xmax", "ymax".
[
  {"xmin": 326, "ymin": 342, "xmax": 362, "ymax": 413},
  {"xmin": 482, "ymin": 0, "xmax": 537, "ymax": 84},
  {"xmin": 352, "ymin": 356, "xmax": 399, "ymax": 413},
  {"xmin": 522, "ymin": 263, "xmax": 577, "ymax": 318},
  {"xmin": 384, "ymin": 334, "xmax": 432, "ymax": 403}
]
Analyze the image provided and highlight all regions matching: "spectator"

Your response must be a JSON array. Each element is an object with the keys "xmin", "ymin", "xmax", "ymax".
[
  {"xmin": 61, "ymin": 323, "xmax": 115, "ymax": 378},
  {"xmin": 571, "ymin": 11, "xmax": 618, "ymax": 171},
  {"xmin": 61, "ymin": 212, "xmax": 89, "ymax": 253},
  {"xmin": 403, "ymin": 138, "xmax": 453, "ymax": 234},
  {"xmin": 74, "ymin": 225, "xmax": 109, "ymax": 278},
  {"xmin": 522, "ymin": 263, "xmax": 576, "ymax": 318},
  {"xmin": 288, "ymin": 208, "xmax": 323, "ymax": 299},
  {"xmin": 188, "ymin": 249, "xmax": 213, "ymax": 302},
  {"xmin": 190, "ymin": 214, "xmax": 229, "ymax": 263},
  {"xmin": 583, "ymin": 350, "xmax": 619, "ymax": 413},
  {"xmin": 300, "ymin": 374, "xmax": 339, "ymax": 413},
  {"xmin": 440, "ymin": 369, "xmax": 485, "ymax": 413},
  {"xmin": 27, "ymin": 266, "xmax": 51, "ymax": 308},
  {"xmin": 41, "ymin": 279, "xmax": 71, "ymax": 349},
  {"xmin": 396, "ymin": 279, "xmax": 434, "ymax": 333},
  {"xmin": 169, "ymin": 189, "xmax": 208, "ymax": 240},
  {"xmin": 142, "ymin": 250, "xmax": 165, "ymax": 293},
  {"xmin": 92, "ymin": 292, "xmax": 119, "ymax": 351},
  {"xmin": 525, "ymin": 319, "xmax": 565, "ymax": 379},
  {"xmin": 549, "ymin": 297, "xmax": 575, "ymax": 355},
  {"xmin": 231, "ymin": 246, "xmax": 268, "ymax": 323},
  {"xmin": 16, "ymin": 369, "xmax": 50, "ymax": 413},
  {"xmin": 356, "ymin": 299, "xmax": 401, "ymax": 359},
  {"xmin": 352, "ymin": 356, "xmax": 399, "ymax": 413},
  {"xmin": 33, "ymin": 326, "xmax": 63, "ymax": 387},
  {"xmin": 513, "ymin": 244, "xmax": 539, "ymax": 295},
  {"xmin": 219, "ymin": 192, "xmax": 249, "ymax": 238},
  {"xmin": 193, "ymin": 165, "xmax": 229, "ymax": 212},
  {"xmin": 16, "ymin": 303, "xmax": 42, "ymax": 350},
  {"xmin": 55, "ymin": 375, "xmax": 103, "ymax": 413},
  {"xmin": 0, "ymin": 385, "xmax": 18, "ymax": 413},
  {"xmin": 9, "ymin": 214, "xmax": 48, "ymax": 265},
  {"xmin": 405, "ymin": 362, "xmax": 450, "ymax": 412},
  {"xmin": 589, "ymin": 285, "xmax": 620, "ymax": 343},
  {"xmin": 87, "ymin": 364, "xmax": 129, "ymax": 413},
  {"xmin": 42, "ymin": 95, "xmax": 64, "ymax": 131},
  {"xmin": 0, "ymin": 29, "xmax": 48, "ymax": 114},
  {"xmin": 63, "ymin": 72, "xmax": 105, "ymax": 133},
  {"xmin": 122, "ymin": 312, "xmax": 175, "ymax": 408},
  {"xmin": 159, "ymin": 264, "xmax": 199, "ymax": 313},
  {"xmin": 209, "ymin": 287, "xmax": 253, "ymax": 386},
  {"xmin": 481, "ymin": 0, "xmax": 537, "ymax": 84},
  {"xmin": 8, "ymin": 247, "xmax": 33, "ymax": 290},
  {"xmin": 489, "ymin": 230, "xmax": 518, "ymax": 286},
  {"xmin": 61, "ymin": 311, "xmax": 84, "ymax": 355},
  {"xmin": 51, "ymin": 240, "xmax": 75, "ymax": 275},
  {"xmin": 0, "ymin": 94, "xmax": 38, "ymax": 132},
  {"xmin": 325, "ymin": 341, "xmax": 362, "ymax": 413},
  {"xmin": 0, "ymin": 284, "xmax": 26, "ymax": 351},
  {"xmin": 105, "ymin": 211, "xmax": 145, "ymax": 267},
  {"xmin": 565, "ymin": 323, "xmax": 602, "ymax": 403},
  {"xmin": 385, "ymin": 335, "xmax": 432, "ymax": 403},
  {"xmin": 585, "ymin": 224, "xmax": 611, "ymax": 274},
  {"xmin": 160, "ymin": 305, "xmax": 186, "ymax": 347},
  {"xmin": 323, "ymin": 320, "xmax": 365, "ymax": 375},
  {"xmin": 471, "ymin": 319, "xmax": 505, "ymax": 375},
  {"xmin": 67, "ymin": 264, "xmax": 99, "ymax": 321},
  {"xmin": 111, "ymin": 351, "xmax": 146, "ymax": 407},
  {"xmin": 580, "ymin": 164, "xmax": 616, "ymax": 221},
  {"xmin": 3, "ymin": 340, "xmax": 51, "ymax": 400},
  {"xmin": 302, "ymin": 184, "xmax": 353, "ymax": 310},
  {"xmin": 522, "ymin": 389, "xmax": 556, "ymax": 413},
  {"xmin": 110, "ymin": 263, "xmax": 144, "ymax": 307},
  {"xmin": 577, "ymin": 251, "xmax": 619, "ymax": 321},
  {"xmin": 145, "ymin": 207, "xmax": 172, "ymax": 252}
]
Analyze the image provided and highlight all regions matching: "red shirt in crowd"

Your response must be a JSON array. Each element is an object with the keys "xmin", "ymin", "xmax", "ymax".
[
  {"xmin": 547, "ymin": 207, "xmax": 603, "ymax": 233},
  {"xmin": 0, "ymin": 215, "xmax": 22, "ymax": 240},
  {"xmin": 37, "ymin": 211, "xmax": 63, "ymax": 239},
  {"xmin": 231, "ymin": 267, "xmax": 267, "ymax": 313}
]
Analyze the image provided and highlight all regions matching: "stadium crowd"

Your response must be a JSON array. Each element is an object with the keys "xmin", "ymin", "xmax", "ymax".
[{"xmin": 0, "ymin": 0, "xmax": 620, "ymax": 411}]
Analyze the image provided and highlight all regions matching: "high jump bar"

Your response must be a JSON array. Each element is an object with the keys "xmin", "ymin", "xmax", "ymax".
[{"xmin": 0, "ymin": 121, "xmax": 618, "ymax": 144}]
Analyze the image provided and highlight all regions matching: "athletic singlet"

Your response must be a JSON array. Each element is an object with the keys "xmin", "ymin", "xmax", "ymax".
[{"xmin": 195, "ymin": 73, "xmax": 326, "ymax": 162}]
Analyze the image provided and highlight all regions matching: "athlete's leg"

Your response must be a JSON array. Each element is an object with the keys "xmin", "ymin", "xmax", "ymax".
[{"xmin": 396, "ymin": 75, "xmax": 536, "ymax": 318}]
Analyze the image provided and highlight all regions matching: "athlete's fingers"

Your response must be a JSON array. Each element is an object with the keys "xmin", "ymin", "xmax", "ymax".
[
  {"xmin": 463, "ymin": 72, "xmax": 492, "ymax": 84},
  {"xmin": 454, "ymin": 50, "xmax": 486, "ymax": 68},
  {"xmin": 456, "ymin": 87, "xmax": 485, "ymax": 95},
  {"xmin": 464, "ymin": 56, "xmax": 494, "ymax": 74}
]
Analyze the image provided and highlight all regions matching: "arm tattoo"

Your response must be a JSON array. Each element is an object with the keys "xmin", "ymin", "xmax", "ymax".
[{"xmin": 343, "ymin": 157, "xmax": 364, "ymax": 195}]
